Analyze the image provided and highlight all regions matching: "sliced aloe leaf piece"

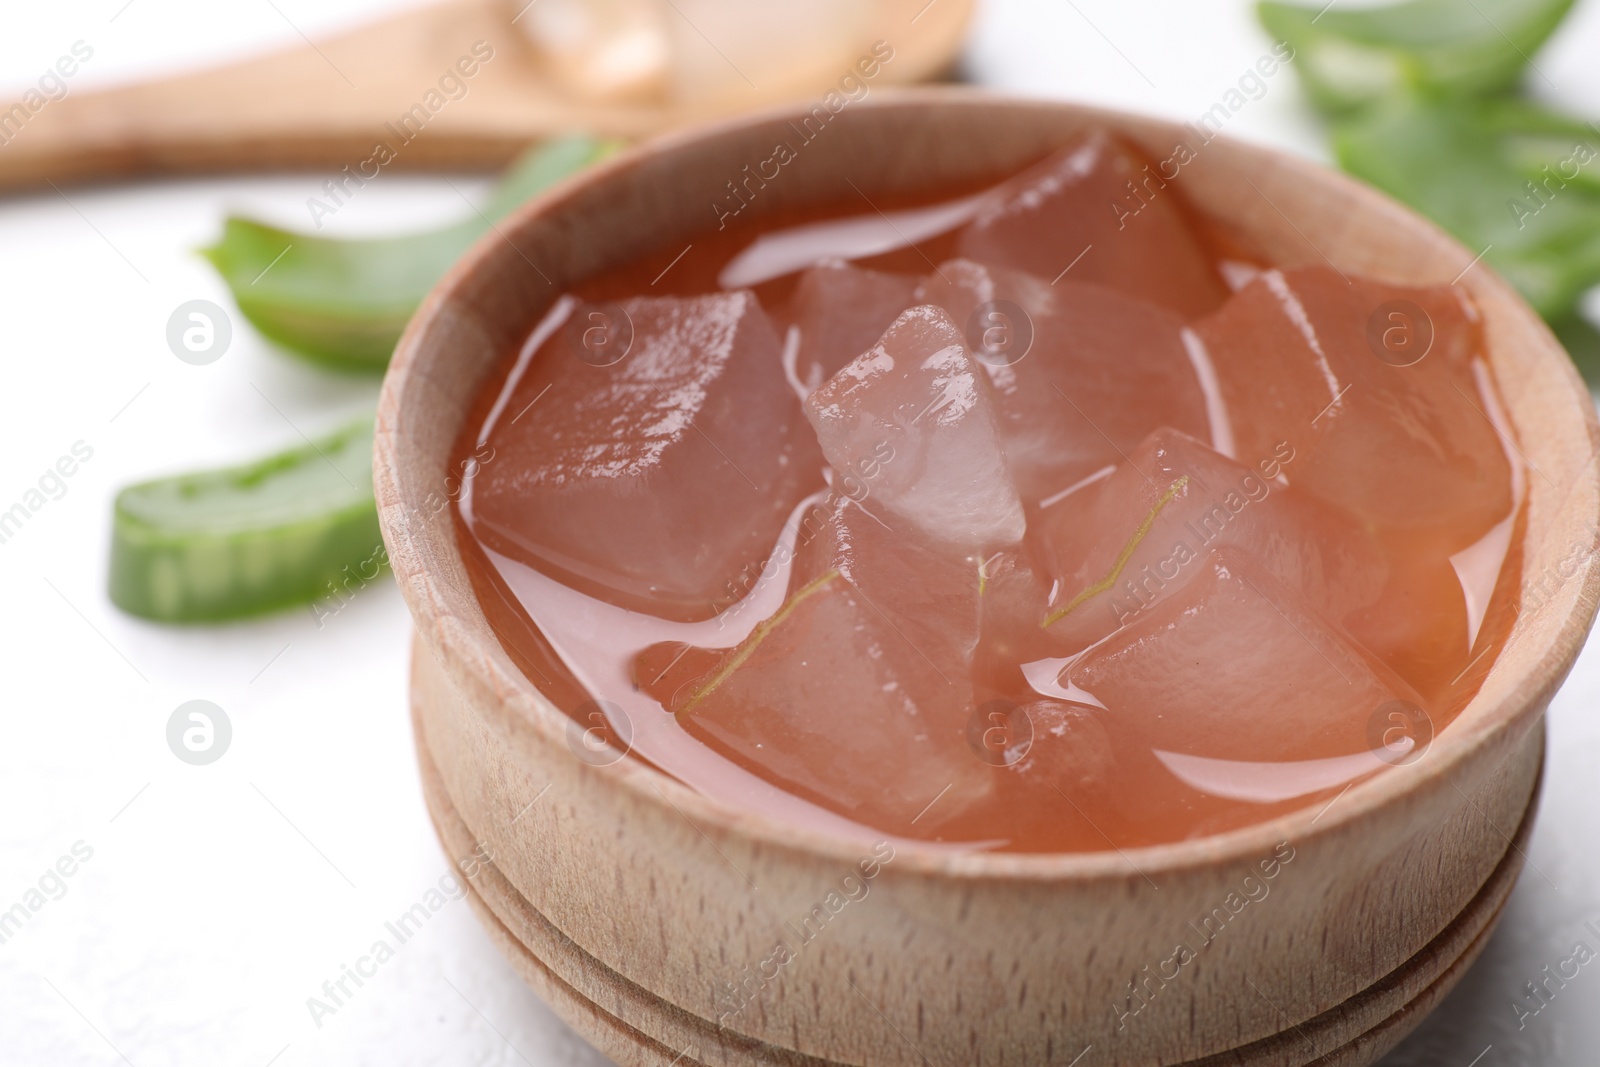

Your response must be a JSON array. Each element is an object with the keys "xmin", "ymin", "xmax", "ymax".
[
  {"xmin": 1334, "ymin": 93, "xmax": 1600, "ymax": 318},
  {"xmin": 1258, "ymin": 0, "xmax": 1576, "ymax": 115},
  {"xmin": 1475, "ymin": 97, "xmax": 1600, "ymax": 196},
  {"xmin": 201, "ymin": 136, "xmax": 622, "ymax": 371},
  {"xmin": 109, "ymin": 416, "xmax": 381, "ymax": 622}
]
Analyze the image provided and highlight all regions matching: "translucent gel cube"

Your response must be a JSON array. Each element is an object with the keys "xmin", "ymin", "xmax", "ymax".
[
  {"xmin": 978, "ymin": 699, "xmax": 1126, "ymax": 852},
  {"xmin": 1344, "ymin": 537, "xmax": 1473, "ymax": 708},
  {"xmin": 918, "ymin": 259, "xmax": 1213, "ymax": 499},
  {"xmin": 471, "ymin": 291, "xmax": 820, "ymax": 619},
  {"xmin": 1188, "ymin": 266, "xmax": 1514, "ymax": 547},
  {"xmin": 973, "ymin": 549, "xmax": 1062, "ymax": 696},
  {"xmin": 1071, "ymin": 550, "xmax": 1423, "ymax": 764},
  {"xmin": 804, "ymin": 305, "xmax": 1026, "ymax": 550},
  {"xmin": 669, "ymin": 528, "xmax": 993, "ymax": 836},
  {"xmin": 793, "ymin": 492, "xmax": 984, "ymax": 665},
  {"xmin": 956, "ymin": 130, "xmax": 1229, "ymax": 316},
  {"xmin": 1040, "ymin": 428, "xmax": 1387, "ymax": 654},
  {"xmin": 781, "ymin": 259, "xmax": 919, "ymax": 394}
]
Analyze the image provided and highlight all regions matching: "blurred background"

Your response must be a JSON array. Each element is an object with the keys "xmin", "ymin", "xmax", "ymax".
[{"xmin": 2, "ymin": 1, "xmax": 1600, "ymax": 1063}]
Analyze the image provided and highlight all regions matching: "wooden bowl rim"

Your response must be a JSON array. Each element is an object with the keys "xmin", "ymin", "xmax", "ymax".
[{"xmin": 377, "ymin": 86, "xmax": 1600, "ymax": 881}]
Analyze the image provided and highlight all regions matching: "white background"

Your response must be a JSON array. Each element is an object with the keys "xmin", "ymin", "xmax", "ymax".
[{"xmin": 2, "ymin": 1, "xmax": 1599, "ymax": 1064}]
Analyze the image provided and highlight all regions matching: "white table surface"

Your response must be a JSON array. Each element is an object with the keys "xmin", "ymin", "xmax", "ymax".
[{"xmin": 2, "ymin": 2, "xmax": 1599, "ymax": 1064}]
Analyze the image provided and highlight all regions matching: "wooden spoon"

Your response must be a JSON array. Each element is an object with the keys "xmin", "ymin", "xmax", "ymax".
[{"xmin": 0, "ymin": 0, "xmax": 971, "ymax": 193}]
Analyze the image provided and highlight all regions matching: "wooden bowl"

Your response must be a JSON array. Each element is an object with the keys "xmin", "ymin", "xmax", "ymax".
[{"xmin": 375, "ymin": 89, "xmax": 1600, "ymax": 1067}]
